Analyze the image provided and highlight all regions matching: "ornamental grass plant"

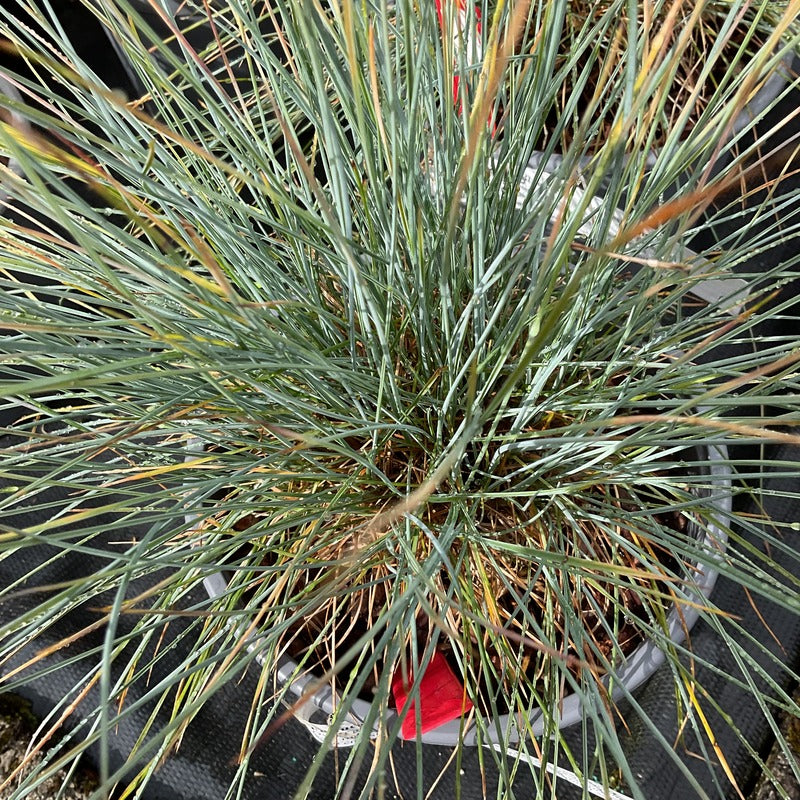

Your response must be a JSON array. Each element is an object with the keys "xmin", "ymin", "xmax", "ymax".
[{"xmin": 1, "ymin": 1, "xmax": 800, "ymax": 798}]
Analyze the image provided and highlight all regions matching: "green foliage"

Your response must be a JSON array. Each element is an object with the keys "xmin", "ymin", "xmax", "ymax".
[{"xmin": 0, "ymin": 0, "xmax": 800, "ymax": 797}]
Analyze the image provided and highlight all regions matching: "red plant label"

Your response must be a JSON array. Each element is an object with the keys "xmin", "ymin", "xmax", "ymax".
[
  {"xmin": 434, "ymin": 0, "xmax": 482, "ymax": 106},
  {"xmin": 392, "ymin": 650, "xmax": 474, "ymax": 738}
]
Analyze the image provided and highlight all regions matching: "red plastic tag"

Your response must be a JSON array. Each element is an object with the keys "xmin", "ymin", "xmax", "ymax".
[
  {"xmin": 391, "ymin": 650, "xmax": 473, "ymax": 739},
  {"xmin": 433, "ymin": 0, "xmax": 495, "ymax": 132}
]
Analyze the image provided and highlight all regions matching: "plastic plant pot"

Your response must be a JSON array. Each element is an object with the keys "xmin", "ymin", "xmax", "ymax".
[{"xmin": 194, "ymin": 439, "xmax": 733, "ymax": 748}]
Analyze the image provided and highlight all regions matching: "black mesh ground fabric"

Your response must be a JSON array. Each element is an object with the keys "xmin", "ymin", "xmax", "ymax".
[{"xmin": 621, "ymin": 447, "xmax": 800, "ymax": 799}]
